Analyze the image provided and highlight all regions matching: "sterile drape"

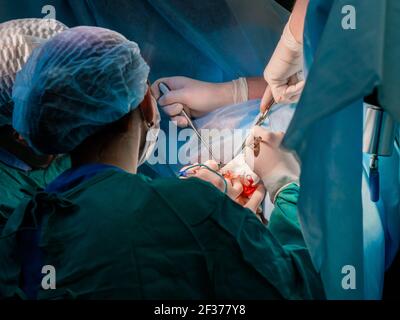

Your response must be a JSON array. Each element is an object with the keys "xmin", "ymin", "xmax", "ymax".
[{"xmin": 284, "ymin": 0, "xmax": 400, "ymax": 299}]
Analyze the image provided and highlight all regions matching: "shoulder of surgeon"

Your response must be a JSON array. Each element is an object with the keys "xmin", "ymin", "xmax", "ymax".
[
  {"xmin": 84, "ymin": 170, "xmax": 244, "ymax": 224},
  {"xmin": 146, "ymin": 175, "xmax": 232, "ymax": 221}
]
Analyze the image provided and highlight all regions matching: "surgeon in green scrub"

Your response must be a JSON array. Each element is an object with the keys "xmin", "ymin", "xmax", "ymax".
[
  {"xmin": 0, "ymin": 19, "xmax": 70, "ymax": 232},
  {"xmin": 0, "ymin": 26, "xmax": 324, "ymax": 300}
]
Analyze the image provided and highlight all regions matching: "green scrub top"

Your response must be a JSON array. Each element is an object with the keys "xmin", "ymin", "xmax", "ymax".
[
  {"xmin": 0, "ymin": 169, "xmax": 324, "ymax": 300},
  {"xmin": 0, "ymin": 156, "xmax": 71, "ymax": 231}
]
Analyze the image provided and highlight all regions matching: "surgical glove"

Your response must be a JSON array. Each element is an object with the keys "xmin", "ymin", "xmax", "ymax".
[
  {"xmin": 151, "ymin": 76, "xmax": 248, "ymax": 128},
  {"xmin": 263, "ymin": 18, "xmax": 305, "ymax": 104},
  {"xmin": 181, "ymin": 160, "xmax": 242, "ymax": 198},
  {"xmin": 180, "ymin": 160, "xmax": 265, "ymax": 214},
  {"xmin": 244, "ymin": 127, "xmax": 300, "ymax": 203}
]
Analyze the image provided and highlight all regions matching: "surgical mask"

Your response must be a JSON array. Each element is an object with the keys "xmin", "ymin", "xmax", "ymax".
[{"xmin": 138, "ymin": 96, "xmax": 160, "ymax": 166}]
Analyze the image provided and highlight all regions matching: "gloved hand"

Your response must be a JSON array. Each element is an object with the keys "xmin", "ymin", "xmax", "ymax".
[
  {"xmin": 151, "ymin": 76, "xmax": 248, "ymax": 127},
  {"xmin": 263, "ymin": 18, "xmax": 305, "ymax": 104},
  {"xmin": 180, "ymin": 160, "xmax": 243, "ymax": 198},
  {"xmin": 259, "ymin": 85, "xmax": 273, "ymax": 114},
  {"xmin": 180, "ymin": 160, "xmax": 265, "ymax": 214},
  {"xmin": 244, "ymin": 127, "xmax": 300, "ymax": 203}
]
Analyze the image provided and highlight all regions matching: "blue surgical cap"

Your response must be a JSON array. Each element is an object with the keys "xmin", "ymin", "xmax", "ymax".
[
  {"xmin": 13, "ymin": 26, "xmax": 150, "ymax": 154},
  {"xmin": 0, "ymin": 18, "xmax": 68, "ymax": 126}
]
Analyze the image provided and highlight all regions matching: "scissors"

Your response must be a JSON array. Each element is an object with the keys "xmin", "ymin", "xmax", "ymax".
[
  {"xmin": 158, "ymin": 82, "xmax": 220, "ymax": 165},
  {"xmin": 233, "ymin": 98, "xmax": 276, "ymax": 159}
]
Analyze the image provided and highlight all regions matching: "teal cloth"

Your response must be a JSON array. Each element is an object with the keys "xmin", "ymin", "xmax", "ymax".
[
  {"xmin": 0, "ymin": 155, "xmax": 71, "ymax": 233},
  {"xmin": 284, "ymin": 0, "xmax": 400, "ymax": 299},
  {"xmin": 0, "ymin": 170, "xmax": 324, "ymax": 300}
]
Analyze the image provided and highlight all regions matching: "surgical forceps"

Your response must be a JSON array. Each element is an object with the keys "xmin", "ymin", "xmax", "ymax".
[{"xmin": 233, "ymin": 98, "xmax": 276, "ymax": 159}]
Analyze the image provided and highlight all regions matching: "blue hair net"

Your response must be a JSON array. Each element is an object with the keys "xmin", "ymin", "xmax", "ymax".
[
  {"xmin": 0, "ymin": 18, "xmax": 68, "ymax": 126},
  {"xmin": 13, "ymin": 26, "xmax": 150, "ymax": 154}
]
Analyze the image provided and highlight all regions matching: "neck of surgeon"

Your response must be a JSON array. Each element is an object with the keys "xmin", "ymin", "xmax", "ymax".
[{"xmin": 70, "ymin": 106, "xmax": 148, "ymax": 175}]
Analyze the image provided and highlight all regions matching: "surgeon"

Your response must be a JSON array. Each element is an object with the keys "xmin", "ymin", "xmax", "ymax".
[
  {"xmin": 0, "ymin": 19, "xmax": 70, "ymax": 233},
  {"xmin": 151, "ymin": 0, "xmax": 308, "ymax": 126},
  {"xmin": 0, "ymin": 26, "xmax": 323, "ymax": 300}
]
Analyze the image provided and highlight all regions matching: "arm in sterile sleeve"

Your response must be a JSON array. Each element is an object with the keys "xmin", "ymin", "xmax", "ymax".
[
  {"xmin": 268, "ymin": 183, "xmax": 307, "ymax": 250},
  {"xmin": 172, "ymin": 158, "xmax": 323, "ymax": 299},
  {"xmin": 207, "ymin": 182, "xmax": 324, "ymax": 300}
]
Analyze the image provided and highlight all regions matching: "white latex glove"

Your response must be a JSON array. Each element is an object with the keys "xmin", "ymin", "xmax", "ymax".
[
  {"xmin": 220, "ymin": 153, "xmax": 259, "ymax": 185},
  {"xmin": 151, "ymin": 76, "xmax": 248, "ymax": 128},
  {"xmin": 244, "ymin": 127, "xmax": 300, "ymax": 203},
  {"xmin": 263, "ymin": 18, "xmax": 305, "ymax": 104}
]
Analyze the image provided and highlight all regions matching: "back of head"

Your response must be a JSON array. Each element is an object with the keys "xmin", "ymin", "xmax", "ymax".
[
  {"xmin": 12, "ymin": 26, "xmax": 150, "ymax": 155},
  {"xmin": 0, "ymin": 18, "xmax": 68, "ymax": 126}
]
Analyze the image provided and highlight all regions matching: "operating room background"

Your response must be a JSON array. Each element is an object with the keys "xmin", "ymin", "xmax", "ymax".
[{"xmin": 0, "ymin": 0, "xmax": 293, "ymax": 81}]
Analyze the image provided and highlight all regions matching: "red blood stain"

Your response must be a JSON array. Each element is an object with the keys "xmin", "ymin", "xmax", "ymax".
[{"xmin": 223, "ymin": 172, "xmax": 258, "ymax": 198}]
